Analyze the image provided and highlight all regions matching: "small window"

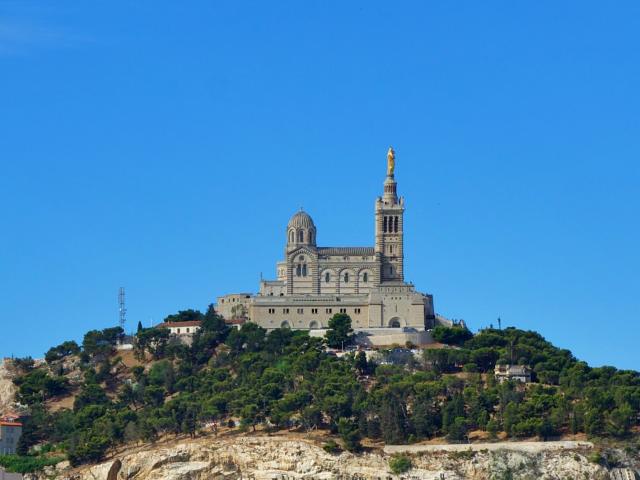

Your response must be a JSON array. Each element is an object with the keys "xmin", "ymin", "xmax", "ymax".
[
  {"xmin": 296, "ymin": 264, "xmax": 302, "ymax": 276},
  {"xmin": 326, "ymin": 308, "xmax": 332, "ymax": 314},
  {"xmin": 355, "ymin": 308, "xmax": 361, "ymax": 314},
  {"xmin": 383, "ymin": 216, "xmax": 387, "ymax": 232},
  {"xmin": 312, "ymin": 308, "xmax": 318, "ymax": 314},
  {"xmin": 339, "ymin": 308, "xmax": 346, "ymax": 314},
  {"xmin": 283, "ymin": 308, "xmax": 290, "ymax": 314},
  {"xmin": 297, "ymin": 308, "xmax": 304, "ymax": 314},
  {"xmin": 298, "ymin": 230, "xmax": 304, "ymax": 242},
  {"xmin": 302, "ymin": 264, "xmax": 307, "ymax": 276},
  {"xmin": 186, "ymin": 328, "xmax": 190, "ymax": 333},
  {"xmin": 325, "ymin": 272, "xmax": 330, "ymax": 283},
  {"xmin": 344, "ymin": 273, "xmax": 349, "ymax": 283},
  {"xmin": 363, "ymin": 272, "xmax": 368, "ymax": 283},
  {"xmin": 177, "ymin": 328, "xmax": 181, "ymax": 334}
]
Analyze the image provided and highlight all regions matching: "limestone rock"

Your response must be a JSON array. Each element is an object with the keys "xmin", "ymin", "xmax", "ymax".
[{"xmin": 25, "ymin": 435, "xmax": 640, "ymax": 480}]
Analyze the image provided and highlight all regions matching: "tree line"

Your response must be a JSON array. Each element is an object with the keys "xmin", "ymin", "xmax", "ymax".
[{"xmin": 9, "ymin": 308, "xmax": 640, "ymax": 468}]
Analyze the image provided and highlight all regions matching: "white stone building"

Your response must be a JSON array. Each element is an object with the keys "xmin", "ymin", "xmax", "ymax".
[
  {"xmin": 0, "ymin": 420, "xmax": 21, "ymax": 455},
  {"xmin": 158, "ymin": 321, "xmax": 202, "ymax": 336},
  {"xmin": 217, "ymin": 148, "xmax": 439, "ymax": 343},
  {"xmin": 494, "ymin": 364, "xmax": 532, "ymax": 383}
]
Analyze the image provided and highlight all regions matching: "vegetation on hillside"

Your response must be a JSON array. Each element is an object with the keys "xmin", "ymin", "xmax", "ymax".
[{"xmin": 9, "ymin": 306, "xmax": 640, "ymax": 469}]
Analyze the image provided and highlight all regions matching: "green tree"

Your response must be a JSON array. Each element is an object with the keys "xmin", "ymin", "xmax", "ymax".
[
  {"xmin": 431, "ymin": 325, "xmax": 473, "ymax": 346},
  {"xmin": 389, "ymin": 454, "xmax": 412, "ymax": 474},
  {"xmin": 446, "ymin": 417, "xmax": 468, "ymax": 443},
  {"xmin": 164, "ymin": 309, "xmax": 204, "ymax": 323},
  {"xmin": 225, "ymin": 323, "xmax": 266, "ymax": 354},
  {"xmin": 337, "ymin": 418, "xmax": 361, "ymax": 452},
  {"xmin": 325, "ymin": 313, "xmax": 354, "ymax": 349},
  {"xmin": 45, "ymin": 340, "xmax": 80, "ymax": 363},
  {"xmin": 354, "ymin": 351, "xmax": 369, "ymax": 375},
  {"xmin": 135, "ymin": 327, "xmax": 170, "ymax": 359},
  {"xmin": 74, "ymin": 383, "xmax": 109, "ymax": 411}
]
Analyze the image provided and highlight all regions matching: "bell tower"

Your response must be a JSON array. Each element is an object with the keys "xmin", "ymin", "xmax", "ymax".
[{"xmin": 375, "ymin": 147, "xmax": 404, "ymax": 283}]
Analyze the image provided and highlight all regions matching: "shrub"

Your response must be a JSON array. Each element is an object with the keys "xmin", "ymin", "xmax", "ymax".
[
  {"xmin": 431, "ymin": 325, "xmax": 472, "ymax": 346},
  {"xmin": 0, "ymin": 454, "xmax": 64, "ymax": 474},
  {"xmin": 389, "ymin": 454, "xmax": 412, "ymax": 474},
  {"xmin": 322, "ymin": 439, "xmax": 341, "ymax": 454},
  {"xmin": 587, "ymin": 451, "xmax": 603, "ymax": 465}
]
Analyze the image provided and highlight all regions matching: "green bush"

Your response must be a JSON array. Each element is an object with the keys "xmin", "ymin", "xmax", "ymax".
[
  {"xmin": 0, "ymin": 454, "xmax": 64, "ymax": 473},
  {"xmin": 322, "ymin": 439, "xmax": 341, "ymax": 454},
  {"xmin": 431, "ymin": 325, "xmax": 472, "ymax": 346},
  {"xmin": 389, "ymin": 454, "xmax": 412, "ymax": 474},
  {"xmin": 587, "ymin": 451, "xmax": 603, "ymax": 465}
]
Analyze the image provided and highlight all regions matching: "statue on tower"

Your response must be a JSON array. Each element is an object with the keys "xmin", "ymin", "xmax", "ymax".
[{"xmin": 387, "ymin": 146, "xmax": 395, "ymax": 176}]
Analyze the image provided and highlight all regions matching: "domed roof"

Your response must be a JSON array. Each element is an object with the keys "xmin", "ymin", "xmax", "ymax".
[{"xmin": 287, "ymin": 210, "xmax": 315, "ymax": 230}]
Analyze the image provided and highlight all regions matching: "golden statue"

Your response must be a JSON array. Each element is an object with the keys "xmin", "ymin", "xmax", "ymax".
[{"xmin": 387, "ymin": 146, "xmax": 395, "ymax": 176}]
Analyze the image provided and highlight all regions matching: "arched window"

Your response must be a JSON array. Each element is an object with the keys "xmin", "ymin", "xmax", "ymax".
[
  {"xmin": 298, "ymin": 230, "xmax": 304, "ymax": 242},
  {"xmin": 302, "ymin": 264, "xmax": 307, "ymax": 277},
  {"xmin": 296, "ymin": 264, "xmax": 302, "ymax": 276},
  {"xmin": 394, "ymin": 216, "xmax": 399, "ymax": 232},
  {"xmin": 344, "ymin": 272, "xmax": 349, "ymax": 283},
  {"xmin": 289, "ymin": 230, "xmax": 294, "ymax": 243},
  {"xmin": 363, "ymin": 272, "xmax": 368, "ymax": 283},
  {"xmin": 325, "ymin": 272, "xmax": 330, "ymax": 283},
  {"xmin": 383, "ymin": 216, "xmax": 387, "ymax": 233}
]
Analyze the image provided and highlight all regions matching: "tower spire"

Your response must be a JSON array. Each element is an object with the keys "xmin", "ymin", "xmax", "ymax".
[{"xmin": 383, "ymin": 146, "xmax": 398, "ymax": 203}]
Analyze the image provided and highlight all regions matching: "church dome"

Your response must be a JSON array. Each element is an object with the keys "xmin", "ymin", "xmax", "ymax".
[
  {"xmin": 287, "ymin": 210, "xmax": 315, "ymax": 230},
  {"xmin": 287, "ymin": 210, "xmax": 316, "ymax": 246}
]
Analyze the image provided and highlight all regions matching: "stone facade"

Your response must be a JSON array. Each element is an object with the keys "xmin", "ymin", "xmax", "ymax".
[
  {"xmin": 0, "ymin": 421, "xmax": 21, "ymax": 455},
  {"xmin": 217, "ymin": 150, "xmax": 436, "ymax": 334}
]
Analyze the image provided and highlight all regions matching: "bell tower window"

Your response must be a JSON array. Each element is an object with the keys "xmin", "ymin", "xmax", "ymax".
[
  {"xmin": 363, "ymin": 272, "xmax": 368, "ymax": 283},
  {"xmin": 344, "ymin": 272, "xmax": 349, "ymax": 283},
  {"xmin": 325, "ymin": 272, "xmax": 330, "ymax": 283},
  {"xmin": 298, "ymin": 230, "xmax": 304, "ymax": 242}
]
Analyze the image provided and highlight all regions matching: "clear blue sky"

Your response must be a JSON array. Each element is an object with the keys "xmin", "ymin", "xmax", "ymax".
[{"xmin": 1, "ymin": 2, "xmax": 638, "ymax": 369}]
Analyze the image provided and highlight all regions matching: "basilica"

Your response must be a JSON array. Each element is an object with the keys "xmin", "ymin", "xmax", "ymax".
[{"xmin": 216, "ymin": 148, "xmax": 439, "ymax": 344}]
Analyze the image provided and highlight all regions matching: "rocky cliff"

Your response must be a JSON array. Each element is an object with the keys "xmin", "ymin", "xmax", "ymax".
[
  {"xmin": 0, "ymin": 359, "xmax": 18, "ymax": 414},
  {"xmin": 26, "ymin": 435, "xmax": 640, "ymax": 480}
]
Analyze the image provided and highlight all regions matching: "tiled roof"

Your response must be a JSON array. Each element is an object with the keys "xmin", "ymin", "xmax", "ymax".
[
  {"xmin": 226, "ymin": 318, "xmax": 246, "ymax": 325},
  {"xmin": 0, "ymin": 421, "xmax": 22, "ymax": 427},
  {"xmin": 159, "ymin": 321, "xmax": 202, "ymax": 328},
  {"xmin": 318, "ymin": 247, "xmax": 375, "ymax": 256}
]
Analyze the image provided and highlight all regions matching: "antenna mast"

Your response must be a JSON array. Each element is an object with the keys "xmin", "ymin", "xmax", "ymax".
[{"xmin": 118, "ymin": 287, "xmax": 127, "ymax": 331}]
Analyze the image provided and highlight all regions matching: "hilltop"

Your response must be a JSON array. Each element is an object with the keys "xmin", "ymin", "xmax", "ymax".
[{"xmin": 2, "ymin": 306, "xmax": 640, "ymax": 477}]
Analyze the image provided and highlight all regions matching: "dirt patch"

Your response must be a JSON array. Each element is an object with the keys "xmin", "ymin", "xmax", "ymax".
[{"xmin": 47, "ymin": 394, "xmax": 76, "ymax": 412}]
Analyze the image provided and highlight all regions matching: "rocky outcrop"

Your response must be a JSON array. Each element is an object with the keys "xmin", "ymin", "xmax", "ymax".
[
  {"xmin": 25, "ymin": 435, "xmax": 640, "ymax": 480},
  {"xmin": 0, "ymin": 359, "xmax": 18, "ymax": 414}
]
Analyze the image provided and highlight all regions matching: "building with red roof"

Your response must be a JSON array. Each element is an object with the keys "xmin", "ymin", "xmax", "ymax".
[{"xmin": 0, "ymin": 419, "xmax": 22, "ymax": 454}]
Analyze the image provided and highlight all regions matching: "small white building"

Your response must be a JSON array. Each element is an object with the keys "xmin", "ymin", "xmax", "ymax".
[
  {"xmin": 158, "ymin": 321, "xmax": 202, "ymax": 336},
  {"xmin": 495, "ymin": 364, "xmax": 532, "ymax": 384},
  {"xmin": 0, "ymin": 420, "xmax": 22, "ymax": 455}
]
